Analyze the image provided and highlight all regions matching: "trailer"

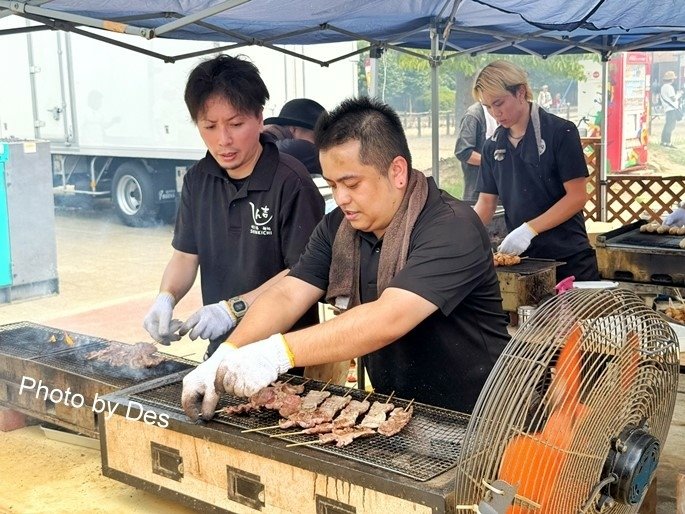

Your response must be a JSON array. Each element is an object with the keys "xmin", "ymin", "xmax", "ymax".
[{"xmin": 0, "ymin": 18, "xmax": 356, "ymax": 225}]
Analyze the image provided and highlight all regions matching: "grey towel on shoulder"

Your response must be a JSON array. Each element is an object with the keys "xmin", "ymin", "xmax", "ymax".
[{"xmin": 326, "ymin": 169, "xmax": 428, "ymax": 311}]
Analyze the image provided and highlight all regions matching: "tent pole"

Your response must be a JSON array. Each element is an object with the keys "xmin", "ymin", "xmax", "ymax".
[
  {"xmin": 430, "ymin": 25, "xmax": 440, "ymax": 185},
  {"xmin": 600, "ymin": 58, "xmax": 609, "ymax": 222}
]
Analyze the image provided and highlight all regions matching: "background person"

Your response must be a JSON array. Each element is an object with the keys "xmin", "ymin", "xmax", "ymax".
[
  {"xmin": 263, "ymin": 98, "xmax": 326, "ymax": 176},
  {"xmin": 181, "ymin": 97, "xmax": 510, "ymax": 421},
  {"xmin": 473, "ymin": 60, "xmax": 599, "ymax": 282},
  {"xmin": 660, "ymin": 70, "xmax": 682, "ymax": 148},
  {"xmin": 537, "ymin": 84, "xmax": 552, "ymax": 110},
  {"xmin": 143, "ymin": 54, "xmax": 324, "ymax": 359},
  {"xmin": 454, "ymin": 101, "xmax": 497, "ymax": 202}
]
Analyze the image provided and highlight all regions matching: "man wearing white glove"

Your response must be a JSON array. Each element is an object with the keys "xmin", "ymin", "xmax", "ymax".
[
  {"xmin": 497, "ymin": 222, "xmax": 537, "ymax": 256},
  {"xmin": 181, "ymin": 97, "xmax": 510, "ymax": 421},
  {"xmin": 143, "ymin": 55, "xmax": 323, "ymax": 356},
  {"xmin": 142, "ymin": 292, "xmax": 183, "ymax": 345},
  {"xmin": 181, "ymin": 342, "xmax": 237, "ymax": 421},
  {"xmin": 472, "ymin": 61, "xmax": 599, "ymax": 282},
  {"xmin": 664, "ymin": 202, "xmax": 685, "ymax": 227}
]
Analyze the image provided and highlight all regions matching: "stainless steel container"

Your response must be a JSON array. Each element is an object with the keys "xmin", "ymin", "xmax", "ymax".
[{"xmin": 517, "ymin": 305, "xmax": 536, "ymax": 325}]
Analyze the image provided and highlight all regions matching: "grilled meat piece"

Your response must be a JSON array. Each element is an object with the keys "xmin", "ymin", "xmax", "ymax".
[
  {"xmin": 333, "ymin": 400, "xmax": 371, "ymax": 429},
  {"xmin": 358, "ymin": 401, "xmax": 395, "ymax": 429},
  {"xmin": 300, "ymin": 390, "xmax": 331, "ymax": 411},
  {"xmin": 280, "ymin": 394, "xmax": 351, "ymax": 429},
  {"xmin": 85, "ymin": 342, "xmax": 165, "ymax": 368},
  {"xmin": 319, "ymin": 427, "xmax": 376, "ymax": 447},
  {"xmin": 219, "ymin": 381, "xmax": 305, "ymax": 416},
  {"xmin": 377, "ymin": 406, "xmax": 414, "ymax": 436}
]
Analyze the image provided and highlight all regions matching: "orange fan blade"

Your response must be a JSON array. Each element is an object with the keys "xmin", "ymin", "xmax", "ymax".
[{"xmin": 499, "ymin": 324, "xmax": 585, "ymax": 513}]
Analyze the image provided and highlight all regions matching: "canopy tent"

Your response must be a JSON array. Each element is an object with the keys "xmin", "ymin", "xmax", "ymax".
[
  {"xmin": 2, "ymin": 0, "xmax": 685, "ymax": 61},
  {"xmin": 2, "ymin": 0, "xmax": 684, "ymax": 194}
]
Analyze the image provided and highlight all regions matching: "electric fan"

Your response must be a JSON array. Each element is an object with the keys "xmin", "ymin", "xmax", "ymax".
[{"xmin": 455, "ymin": 288, "xmax": 680, "ymax": 513}]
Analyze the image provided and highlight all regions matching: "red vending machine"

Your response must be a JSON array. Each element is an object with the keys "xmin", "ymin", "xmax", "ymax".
[{"xmin": 606, "ymin": 52, "xmax": 652, "ymax": 172}]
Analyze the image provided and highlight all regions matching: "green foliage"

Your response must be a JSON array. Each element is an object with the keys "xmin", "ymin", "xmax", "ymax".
[{"xmin": 357, "ymin": 40, "xmax": 593, "ymax": 113}]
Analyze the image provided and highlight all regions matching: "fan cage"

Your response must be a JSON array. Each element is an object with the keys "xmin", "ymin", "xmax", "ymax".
[{"xmin": 454, "ymin": 288, "xmax": 679, "ymax": 513}]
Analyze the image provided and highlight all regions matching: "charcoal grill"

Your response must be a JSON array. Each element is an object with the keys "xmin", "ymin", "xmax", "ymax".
[
  {"xmin": 99, "ymin": 374, "xmax": 468, "ymax": 513},
  {"xmin": 496, "ymin": 258, "xmax": 559, "ymax": 314},
  {"xmin": 596, "ymin": 221, "xmax": 685, "ymax": 287},
  {"xmin": 0, "ymin": 321, "xmax": 194, "ymax": 436}
]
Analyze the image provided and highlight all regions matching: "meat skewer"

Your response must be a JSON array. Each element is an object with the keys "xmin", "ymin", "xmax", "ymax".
[
  {"xmin": 285, "ymin": 426, "xmax": 376, "ymax": 448},
  {"xmin": 217, "ymin": 380, "xmax": 305, "ymax": 416},
  {"xmin": 85, "ymin": 341, "xmax": 165, "ymax": 368},
  {"xmin": 358, "ymin": 400, "xmax": 395, "ymax": 429},
  {"xmin": 274, "ymin": 398, "xmax": 371, "ymax": 437},
  {"xmin": 278, "ymin": 394, "xmax": 351, "ymax": 429},
  {"xmin": 377, "ymin": 404, "xmax": 414, "ymax": 437}
]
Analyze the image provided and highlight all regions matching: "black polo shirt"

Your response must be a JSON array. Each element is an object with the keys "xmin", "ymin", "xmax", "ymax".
[
  {"xmin": 173, "ymin": 135, "xmax": 324, "ymax": 330},
  {"xmin": 289, "ymin": 178, "xmax": 510, "ymax": 413},
  {"xmin": 477, "ymin": 107, "xmax": 591, "ymax": 260}
]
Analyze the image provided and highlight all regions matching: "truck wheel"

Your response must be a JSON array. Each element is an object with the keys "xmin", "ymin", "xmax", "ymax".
[{"xmin": 112, "ymin": 162, "xmax": 158, "ymax": 227}]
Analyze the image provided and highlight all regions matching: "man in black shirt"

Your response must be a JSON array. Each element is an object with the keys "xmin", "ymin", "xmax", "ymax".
[
  {"xmin": 143, "ymin": 55, "xmax": 324, "ymax": 357},
  {"xmin": 473, "ymin": 60, "xmax": 599, "ymax": 282},
  {"xmin": 263, "ymin": 98, "xmax": 326, "ymax": 176},
  {"xmin": 182, "ymin": 97, "xmax": 510, "ymax": 421}
]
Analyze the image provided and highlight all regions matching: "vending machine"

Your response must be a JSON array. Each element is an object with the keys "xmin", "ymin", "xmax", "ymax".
[{"xmin": 606, "ymin": 52, "xmax": 652, "ymax": 172}]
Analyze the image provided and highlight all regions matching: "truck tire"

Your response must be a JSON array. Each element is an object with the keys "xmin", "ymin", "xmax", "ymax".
[{"xmin": 112, "ymin": 161, "xmax": 158, "ymax": 227}]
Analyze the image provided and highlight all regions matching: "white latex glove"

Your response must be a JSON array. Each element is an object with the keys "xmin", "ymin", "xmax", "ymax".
[
  {"xmin": 214, "ymin": 334, "xmax": 294, "ymax": 398},
  {"xmin": 178, "ymin": 301, "xmax": 236, "ymax": 341},
  {"xmin": 664, "ymin": 207, "xmax": 685, "ymax": 227},
  {"xmin": 498, "ymin": 222, "xmax": 537, "ymax": 256},
  {"xmin": 143, "ymin": 292, "xmax": 182, "ymax": 345},
  {"xmin": 181, "ymin": 342, "xmax": 237, "ymax": 421}
]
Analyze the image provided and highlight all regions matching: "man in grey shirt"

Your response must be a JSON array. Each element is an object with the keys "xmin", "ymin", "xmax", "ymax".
[{"xmin": 454, "ymin": 102, "xmax": 490, "ymax": 202}]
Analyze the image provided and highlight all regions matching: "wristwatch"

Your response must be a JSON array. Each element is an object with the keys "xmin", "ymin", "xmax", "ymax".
[{"xmin": 226, "ymin": 296, "xmax": 248, "ymax": 321}]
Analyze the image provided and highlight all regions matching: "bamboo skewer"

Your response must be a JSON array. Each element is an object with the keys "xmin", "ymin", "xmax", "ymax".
[
  {"xmin": 404, "ymin": 399, "xmax": 415, "ymax": 412},
  {"xmin": 286, "ymin": 439, "xmax": 323, "ymax": 448},
  {"xmin": 241, "ymin": 424, "xmax": 282, "ymax": 433},
  {"xmin": 385, "ymin": 391, "xmax": 395, "ymax": 404},
  {"xmin": 362, "ymin": 389, "xmax": 374, "ymax": 402}
]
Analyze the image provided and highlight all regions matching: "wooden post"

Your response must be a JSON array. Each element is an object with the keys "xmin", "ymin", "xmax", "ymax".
[{"xmin": 417, "ymin": 114, "xmax": 422, "ymax": 137}]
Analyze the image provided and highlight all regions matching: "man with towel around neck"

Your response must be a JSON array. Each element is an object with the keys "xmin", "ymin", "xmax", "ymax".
[{"xmin": 182, "ymin": 97, "xmax": 510, "ymax": 420}]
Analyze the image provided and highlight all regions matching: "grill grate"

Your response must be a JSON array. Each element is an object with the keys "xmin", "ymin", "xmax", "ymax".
[
  {"xmin": 131, "ymin": 375, "xmax": 469, "ymax": 482},
  {"xmin": 606, "ymin": 231, "xmax": 685, "ymax": 251},
  {"xmin": 495, "ymin": 258, "xmax": 559, "ymax": 275},
  {"xmin": 0, "ymin": 321, "xmax": 97, "ymax": 359},
  {"xmin": 36, "ymin": 341, "xmax": 195, "ymax": 388}
]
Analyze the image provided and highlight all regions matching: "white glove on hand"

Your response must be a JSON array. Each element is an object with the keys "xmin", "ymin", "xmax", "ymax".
[
  {"xmin": 179, "ymin": 302, "xmax": 236, "ymax": 341},
  {"xmin": 498, "ymin": 222, "xmax": 537, "ymax": 256},
  {"xmin": 143, "ymin": 292, "xmax": 182, "ymax": 345},
  {"xmin": 664, "ymin": 207, "xmax": 685, "ymax": 227},
  {"xmin": 215, "ymin": 334, "xmax": 294, "ymax": 398},
  {"xmin": 181, "ymin": 342, "xmax": 236, "ymax": 421}
]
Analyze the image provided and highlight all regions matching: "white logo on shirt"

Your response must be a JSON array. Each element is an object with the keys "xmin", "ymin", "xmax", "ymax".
[
  {"xmin": 249, "ymin": 202, "xmax": 273, "ymax": 236},
  {"xmin": 494, "ymin": 149, "xmax": 506, "ymax": 161}
]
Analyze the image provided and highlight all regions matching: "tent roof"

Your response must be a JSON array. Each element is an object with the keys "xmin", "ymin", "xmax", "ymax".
[{"xmin": 1, "ymin": 0, "xmax": 685, "ymax": 64}]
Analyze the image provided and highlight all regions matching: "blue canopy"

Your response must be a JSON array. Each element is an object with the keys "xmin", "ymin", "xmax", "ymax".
[{"xmin": 1, "ymin": 0, "xmax": 684, "ymax": 64}]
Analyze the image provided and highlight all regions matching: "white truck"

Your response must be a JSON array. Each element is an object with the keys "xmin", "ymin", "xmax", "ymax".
[{"xmin": 0, "ymin": 18, "xmax": 356, "ymax": 225}]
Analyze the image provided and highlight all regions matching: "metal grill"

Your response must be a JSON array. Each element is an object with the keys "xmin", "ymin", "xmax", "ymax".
[
  {"xmin": 496, "ymin": 258, "xmax": 559, "ymax": 275},
  {"xmin": 131, "ymin": 375, "xmax": 470, "ymax": 482},
  {"xmin": 0, "ymin": 321, "xmax": 95, "ymax": 359},
  {"xmin": 605, "ymin": 232, "xmax": 685, "ymax": 251},
  {"xmin": 36, "ymin": 341, "xmax": 194, "ymax": 388}
]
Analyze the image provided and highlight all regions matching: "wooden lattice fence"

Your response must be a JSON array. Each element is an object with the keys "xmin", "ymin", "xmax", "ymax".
[{"xmin": 581, "ymin": 137, "xmax": 685, "ymax": 223}]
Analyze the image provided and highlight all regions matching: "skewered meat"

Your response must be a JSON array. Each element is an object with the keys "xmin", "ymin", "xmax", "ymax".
[
  {"xmin": 219, "ymin": 381, "xmax": 305, "ymax": 416},
  {"xmin": 275, "ymin": 390, "xmax": 331, "ymax": 427},
  {"xmin": 300, "ymin": 390, "xmax": 331, "ymax": 411},
  {"xmin": 665, "ymin": 304, "xmax": 685, "ymax": 322},
  {"xmin": 280, "ymin": 394, "xmax": 351, "ymax": 429},
  {"xmin": 493, "ymin": 252, "xmax": 521, "ymax": 267},
  {"xmin": 85, "ymin": 342, "xmax": 165, "ymax": 368},
  {"xmin": 333, "ymin": 400, "xmax": 371, "ymax": 429},
  {"xmin": 377, "ymin": 406, "xmax": 414, "ymax": 436},
  {"xmin": 358, "ymin": 401, "xmax": 395, "ymax": 429},
  {"xmin": 319, "ymin": 427, "xmax": 376, "ymax": 447}
]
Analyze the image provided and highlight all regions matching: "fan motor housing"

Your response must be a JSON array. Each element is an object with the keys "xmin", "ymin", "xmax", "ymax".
[{"xmin": 603, "ymin": 426, "xmax": 660, "ymax": 505}]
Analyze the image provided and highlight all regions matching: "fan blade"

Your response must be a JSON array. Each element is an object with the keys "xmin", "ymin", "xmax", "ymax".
[{"xmin": 498, "ymin": 324, "xmax": 586, "ymax": 513}]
